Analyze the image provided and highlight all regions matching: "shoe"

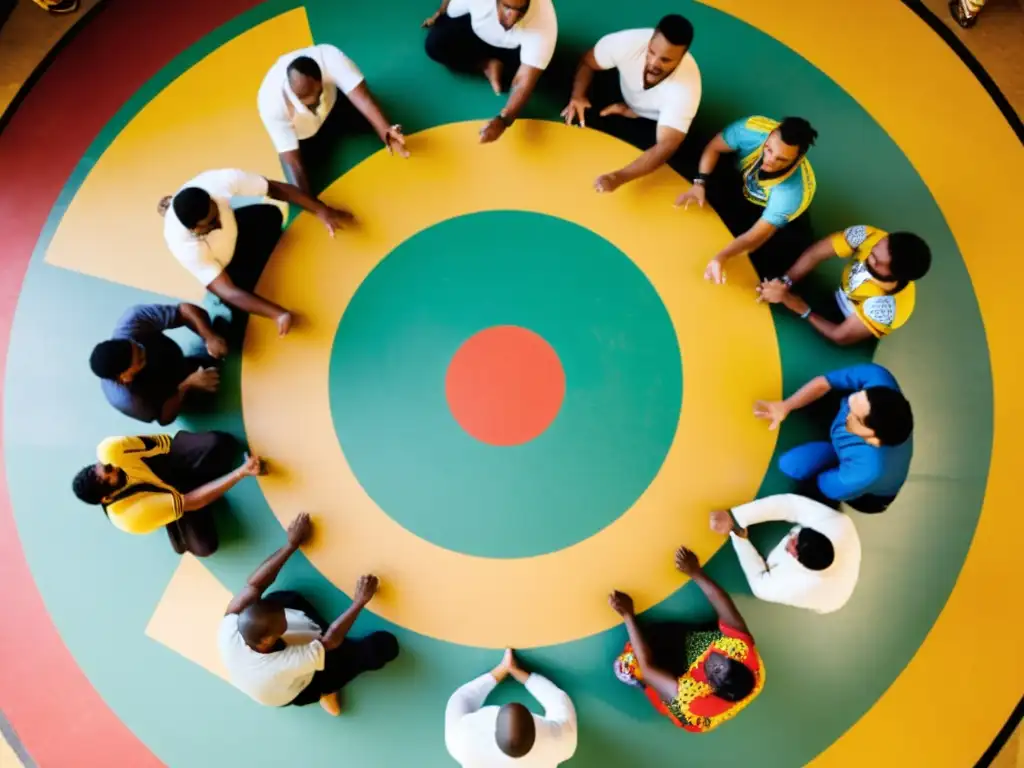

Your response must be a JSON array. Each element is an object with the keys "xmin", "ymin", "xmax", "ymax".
[{"xmin": 948, "ymin": 0, "xmax": 979, "ymax": 28}]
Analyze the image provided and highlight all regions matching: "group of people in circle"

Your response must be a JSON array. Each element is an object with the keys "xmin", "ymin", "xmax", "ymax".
[{"xmin": 68, "ymin": 2, "xmax": 926, "ymax": 764}]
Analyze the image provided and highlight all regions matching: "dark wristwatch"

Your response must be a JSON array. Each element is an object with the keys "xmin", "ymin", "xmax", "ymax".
[
  {"xmin": 693, "ymin": 171, "xmax": 708, "ymax": 185},
  {"xmin": 498, "ymin": 113, "xmax": 515, "ymax": 128},
  {"xmin": 780, "ymin": 274, "xmax": 793, "ymax": 288}
]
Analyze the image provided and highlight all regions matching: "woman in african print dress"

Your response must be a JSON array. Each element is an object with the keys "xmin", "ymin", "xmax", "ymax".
[{"xmin": 609, "ymin": 546, "xmax": 765, "ymax": 733}]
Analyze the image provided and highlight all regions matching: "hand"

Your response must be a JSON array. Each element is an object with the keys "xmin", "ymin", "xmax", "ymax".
[
  {"xmin": 594, "ymin": 172, "xmax": 624, "ymax": 194},
  {"xmin": 674, "ymin": 184, "xmax": 706, "ymax": 210},
  {"xmin": 276, "ymin": 310, "xmax": 293, "ymax": 337},
  {"xmin": 287, "ymin": 512, "xmax": 313, "ymax": 547},
  {"xmin": 239, "ymin": 454, "xmax": 267, "ymax": 477},
  {"xmin": 756, "ymin": 278, "xmax": 789, "ymax": 304},
  {"xmin": 704, "ymin": 258, "xmax": 726, "ymax": 285},
  {"xmin": 157, "ymin": 195, "xmax": 172, "ymax": 217},
  {"xmin": 318, "ymin": 206, "xmax": 356, "ymax": 237},
  {"xmin": 599, "ymin": 102, "xmax": 638, "ymax": 119},
  {"xmin": 479, "ymin": 117, "xmax": 506, "ymax": 144},
  {"xmin": 560, "ymin": 97, "xmax": 591, "ymax": 127},
  {"xmin": 710, "ymin": 510, "xmax": 736, "ymax": 536},
  {"xmin": 608, "ymin": 590, "xmax": 635, "ymax": 617},
  {"xmin": 354, "ymin": 574, "xmax": 379, "ymax": 606},
  {"xmin": 184, "ymin": 366, "xmax": 219, "ymax": 393},
  {"xmin": 674, "ymin": 545, "xmax": 703, "ymax": 576},
  {"xmin": 384, "ymin": 125, "xmax": 410, "ymax": 158},
  {"xmin": 205, "ymin": 334, "xmax": 229, "ymax": 359},
  {"xmin": 753, "ymin": 399, "xmax": 789, "ymax": 431},
  {"xmin": 421, "ymin": 9, "xmax": 441, "ymax": 27}
]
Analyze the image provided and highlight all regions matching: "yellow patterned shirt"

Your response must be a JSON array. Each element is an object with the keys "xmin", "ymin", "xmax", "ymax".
[{"xmin": 832, "ymin": 225, "xmax": 916, "ymax": 337}]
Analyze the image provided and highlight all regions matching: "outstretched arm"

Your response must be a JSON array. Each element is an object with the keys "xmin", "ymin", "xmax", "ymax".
[
  {"xmin": 182, "ymin": 454, "xmax": 262, "ymax": 513},
  {"xmin": 320, "ymin": 575, "xmax": 379, "ymax": 651},
  {"xmin": 224, "ymin": 513, "xmax": 311, "ymax": 615},
  {"xmin": 608, "ymin": 126, "xmax": 685, "ymax": 188},
  {"xmin": 502, "ymin": 64, "xmax": 543, "ymax": 122},
  {"xmin": 784, "ymin": 235, "xmax": 838, "ymax": 284},
  {"xmin": 345, "ymin": 83, "xmax": 408, "ymax": 157},
  {"xmin": 608, "ymin": 592, "xmax": 679, "ymax": 704},
  {"xmin": 207, "ymin": 273, "xmax": 289, "ymax": 325},
  {"xmin": 709, "ymin": 218, "xmax": 777, "ymax": 269},
  {"xmin": 278, "ymin": 151, "xmax": 311, "ymax": 196}
]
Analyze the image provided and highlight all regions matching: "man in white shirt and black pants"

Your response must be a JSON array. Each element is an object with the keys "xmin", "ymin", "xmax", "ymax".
[
  {"xmin": 159, "ymin": 169, "xmax": 354, "ymax": 337},
  {"xmin": 422, "ymin": 0, "xmax": 558, "ymax": 143},
  {"xmin": 445, "ymin": 649, "xmax": 577, "ymax": 766},
  {"xmin": 218, "ymin": 514, "xmax": 399, "ymax": 715},
  {"xmin": 562, "ymin": 14, "xmax": 702, "ymax": 193},
  {"xmin": 710, "ymin": 494, "xmax": 862, "ymax": 614}
]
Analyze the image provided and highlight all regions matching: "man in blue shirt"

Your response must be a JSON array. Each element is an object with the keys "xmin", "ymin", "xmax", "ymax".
[
  {"xmin": 754, "ymin": 363, "xmax": 913, "ymax": 513},
  {"xmin": 676, "ymin": 115, "xmax": 817, "ymax": 283},
  {"xmin": 89, "ymin": 304, "xmax": 228, "ymax": 424}
]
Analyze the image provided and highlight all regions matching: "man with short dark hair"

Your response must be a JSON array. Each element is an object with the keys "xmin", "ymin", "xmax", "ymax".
[
  {"xmin": 562, "ymin": 14, "xmax": 701, "ymax": 193},
  {"xmin": 709, "ymin": 494, "xmax": 862, "ymax": 614},
  {"xmin": 755, "ymin": 363, "xmax": 914, "ymax": 513},
  {"xmin": 258, "ymin": 44, "xmax": 409, "ymax": 196},
  {"xmin": 423, "ymin": 0, "xmax": 558, "ymax": 144},
  {"xmin": 159, "ymin": 169, "xmax": 355, "ymax": 336},
  {"xmin": 71, "ymin": 432, "xmax": 262, "ymax": 557},
  {"xmin": 677, "ymin": 115, "xmax": 818, "ymax": 281},
  {"xmin": 218, "ymin": 513, "xmax": 398, "ymax": 715},
  {"xmin": 756, "ymin": 226, "xmax": 932, "ymax": 345},
  {"xmin": 445, "ymin": 648, "xmax": 577, "ymax": 766},
  {"xmin": 90, "ymin": 303, "xmax": 227, "ymax": 424}
]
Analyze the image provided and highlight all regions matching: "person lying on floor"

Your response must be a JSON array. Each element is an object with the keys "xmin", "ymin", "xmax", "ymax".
[
  {"xmin": 710, "ymin": 493, "xmax": 861, "ymax": 614},
  {"xmin": 71, "ymin": 432, "xmax": 262, "ymax": 557},
  {"xmin": 562, "ymin": 14, "xmax": 701, "ymax": 193},
  {"xmin": 158, "ymin": 169, "xmax": 354, "ymax": 337},
  {"xmin": 219, "ymin": 513, "xmax": 398, "ymax": 715},
  {"xmin": 755, "ymin": 363, "xmax": 914, "ymax": 513},
  {"xmin": 445, "ymin": 648, "xmax": 577, "ymax": 766},
  {"xmin": 89, "ymin": 303, "xmax": 227, "ymax": 424}
]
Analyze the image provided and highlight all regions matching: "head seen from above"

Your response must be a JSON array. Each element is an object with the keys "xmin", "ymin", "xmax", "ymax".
[
  {"xmin": 761, "ymin": 116, "xmax": 818, "ymax": 173},
  {"xmin": 238, "ymin": 600, "xmax": 289, "ymax": 653},
  {"xmin": 846, "ymin": 386, "xmax": 914, "ymax": 447},
  {"xmin": 785, "ymin": 527, "xmax": 835, "ymax": 570},
  {"xmin": 495, "ymin": 702, "xmax": 536, "ymax": 757},
  {"xmin": 496, "ymin": 0, "xmax": 530, "ymax": 30},
  {"xmin": 865, "ymin": 232, "xmax": 932, "ymax": 285},
  {"xmin": 72, "ymin": 462, "xmax": 126, "ymax": 505},
  {"xmin": 90, "ymin": 339, "xmax": 145, "ymax": 384},
  {"xmin": 287, "ymin": 55, "xmax": 324, "ymax": 109},
  {"xmin": 173, "ymin": 187, "xmax": 219, "ymax": 236},
  {"xmin": 645, "ymin": 15, "xmax": 694, "ymax": 87},
  {"xmin": 702, "ymin": 652, "xmax": 756, "ymax": 702}
]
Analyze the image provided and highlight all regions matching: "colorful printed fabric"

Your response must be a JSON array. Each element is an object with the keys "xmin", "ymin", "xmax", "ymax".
[{"xmin": 613, "ymin": 621, "xmax": 765, "ymax": 733}]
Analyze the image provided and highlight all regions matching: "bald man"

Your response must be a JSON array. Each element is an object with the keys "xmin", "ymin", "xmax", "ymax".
[
  {"xmin": 218, "ymin": 514, "xmax": 399, "ymax": 714},
  {"xmin": 445, "ymin": 649, "xmax": 577, "ymax": 766}
]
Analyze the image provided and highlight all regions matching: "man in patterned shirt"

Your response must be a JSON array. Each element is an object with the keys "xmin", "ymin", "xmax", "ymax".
[{"xmin": 756, "ymin": 225, "xmax": 931, "ymax": 345}]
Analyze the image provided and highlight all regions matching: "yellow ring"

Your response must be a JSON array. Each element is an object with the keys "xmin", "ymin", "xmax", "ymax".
[{"xmin": 242, "ymin": 119, "xmax": 781, "ymax": 648}]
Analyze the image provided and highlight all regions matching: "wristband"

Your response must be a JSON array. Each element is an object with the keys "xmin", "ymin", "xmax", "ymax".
[
  {"xmin": 498, "ymin": 113, "xmax": 515, "ymax": 128},
  {"xmin": 780, "ymin": 274, "xmax": 793, "ymax": 288},
  {"xmin": 800, "ymin": 307, "xmax": 812, "ymax": 319},
  {"xmin": 694, "ymin": 171, "xmax": 708, "ymax": 184}
]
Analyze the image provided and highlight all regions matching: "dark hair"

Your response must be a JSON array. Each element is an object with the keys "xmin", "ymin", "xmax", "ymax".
[
  {"xmin": 714, "ymin": 658, "xmax": 756, "ymax": 702},
  {"xmin": 287, "ymin": 55, "xmax": 322, "ymax": 81},
  {"xmin": 796, "ymin": 528, "xmax": 835, "ymax": 571},
  {"xmin": 72, "ymin": 465, "xmax": 107, "ymax": 505},
  {"xmin": 172, "ymin": 187, "xmax": 213, "ymax": 230},
  {"xmin": 864, "ymin": 386, "xmax": 913, "ymax": 446},
  {"xmin": 777, "ymin": 117, "xmax": 818, "ymax": 155},
  {"xmin": 495, "ymin": 703, "xmax": 536, "ymax": 757},
  {"xmin": 656, "ymin": 14, "xmax": 694, "ymax": 48},
  {"xmin": 887, "ymin": 232, "xmax": 932, "ymax": 283},
  {"xmin": 89, "ymin": 339, "xmax": 134, "ymax": 380}
]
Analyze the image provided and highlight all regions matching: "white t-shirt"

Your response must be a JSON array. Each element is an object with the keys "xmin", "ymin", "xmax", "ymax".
[
  {"xmin": 163, "ymin": 169, "xmax": 270, "ymax": 286},
  {"xmin": 592, "ymin": 28, "xmax": 702, "ymax": 133},
  {"xmin": 257, "ymin": 44, "xmax": 365, "ymax": 153},
  {"xmin": 446, "ymin": 0, "xmax": 558, "ymax": 70},
  {"xmin": 217, "ymin": 609, "xmax": 326, "ymax": 707},
  {"xmin": 729, "ymin": 494, "xmax": 862, "ymax": 614}
]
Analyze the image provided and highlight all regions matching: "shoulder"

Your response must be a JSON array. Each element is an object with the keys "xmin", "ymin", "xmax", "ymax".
[
  {"xmin": 744, "ymin": 115, "xmax": 779, "ymax": 134},
  {"xmin": 674, "ymin": 51, "xmax": 701, "ymax": 82},
  {"xmin": 860, "ymin": 295, "xmax": 897, "ymax": 327}
]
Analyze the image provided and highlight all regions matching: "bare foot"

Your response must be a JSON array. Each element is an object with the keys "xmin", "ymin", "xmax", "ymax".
[
  {"xmin": 483, "ymin": 58, "xmax": 504, "ymax": 94},
  {"xmin": 319, "ymin": 692, "xmax": 342, "ymax": 716}
]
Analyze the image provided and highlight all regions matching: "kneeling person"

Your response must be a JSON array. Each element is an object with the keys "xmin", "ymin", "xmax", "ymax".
[
  {"xmin": 563, "ymin": 14, "xmax": 701, "ymax": 193},
  {"xmin": 219, "ymin": 513, "xmax": 398, "ymax": 714}
]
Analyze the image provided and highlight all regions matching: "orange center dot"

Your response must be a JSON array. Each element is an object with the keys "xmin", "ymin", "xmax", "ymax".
[{"xmin": 445, "ymin": 325, "xmax": 566, "ymax": 446}]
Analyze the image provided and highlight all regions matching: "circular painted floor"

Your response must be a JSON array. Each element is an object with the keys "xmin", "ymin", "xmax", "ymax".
[{"xmin": 0, "ymin": 0, "xmax": 1020, "ymax": 767}]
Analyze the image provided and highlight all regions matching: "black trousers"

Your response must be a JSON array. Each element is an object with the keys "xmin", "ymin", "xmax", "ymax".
[
  {"xmin": 425, "ymin": 13, "xmax": 521, "ymax": 81},
  {"xmin": 144, "ymin": 431, "xmax": 240, "ymax": 557},
  {"xmin": 260, "ymin": 591, "xmax": 400, "ymax": 706}
]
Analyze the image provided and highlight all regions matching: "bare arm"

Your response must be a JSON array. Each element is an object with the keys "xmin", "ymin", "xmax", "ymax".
[
  {"xmin": 711, "ymin": 218, "xmax": 777, "ymax": 266},
  {"xmin": 279, "ymin": 150, "xmax": 311, "ymax": 196},
  {"xmin": 265, "ymin": 179, "xmax": 332, "ymax": 219},
  {"xmin": 503, "ymin": 64, "xmax": 543, "ymax": 121},
  {"xmin": 690, "ymin": 570, "xmax": 750, "ymax": 635},
  {"xmin": 207, "ymin": 272, "xmax": 287, "ymax": 321},
  {"xmin": 224, "ymin": 513, "xmax": 311, "ymax": 615},
  {"xmin": 182, "ymin": 454, "xmax": 261, "ymax": 512},
  {"xmin": 779, "ymin": 293, "xmax": 876, "ymax": 346},
  {"xmin": 622, "ymin": 613, "xmax": 681, "ymax": 704},
  {"xmin": 613, "ymin": 126, "xmax": 685, "ymax": 185},
  {"xmin": 785, "ymin": 375, "xmax": 832, "ymax": 413},
  {"xmin": 345, "ymin": 82, "xmax": 394, "ymax": 145},
  {"xmin": 784, "ymin": 235, "xmax": 839, "ymax": 283},
  {"xmin": 321, "ymin": 575, "xmax": 377, "ymax": 651},
  {"xmin": 178, "ymin": 303, "xmax": 217, "ymax": 344},
  {"xmin": 697, "ymin": 132, "xmax": 735, "ymax": 177},
  {"xmin": 569, "ymin": 48, "xmax": 599, "ymax": 102}
]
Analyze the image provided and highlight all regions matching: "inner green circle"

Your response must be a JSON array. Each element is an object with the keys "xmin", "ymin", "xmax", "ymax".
[{"xmin": 329, "ymin": 211, "xmax": 682, "ymax": 558}]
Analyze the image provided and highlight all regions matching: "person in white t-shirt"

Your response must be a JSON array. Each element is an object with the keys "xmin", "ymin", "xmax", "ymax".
[
  {"xmin": 258, "ymin": 44, "xmax": 410, "ymax": 196},
  {"xmin": 158, "ymin": 169, "xmax": 354, "ymax": 336},
  {"xmin": 710, "ymin": 494, "xmax": 862, "ymax": 614},
  {"xmin": 445, "ymin": 648, "xmax": 577, "ymax": 767},
  {"xmin": 422, "ymin": 0, "xmax": 558, "ymax": 143},
  {"xmin": 218, "ymin": 513, "xmax": 399, "ymax": 714},
  {"xmin": 562, "ymin": 15, "xmax": 701, "ymax": 194}
]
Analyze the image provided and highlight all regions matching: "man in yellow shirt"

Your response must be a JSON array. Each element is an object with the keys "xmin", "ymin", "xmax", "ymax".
[
  {"xmin": 756, "ymin": 225, "xmax": 931, "ymax": 345},
  {"xmin": 71, "ymin": 432, "xmax": 265, "ymax": 556}
]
